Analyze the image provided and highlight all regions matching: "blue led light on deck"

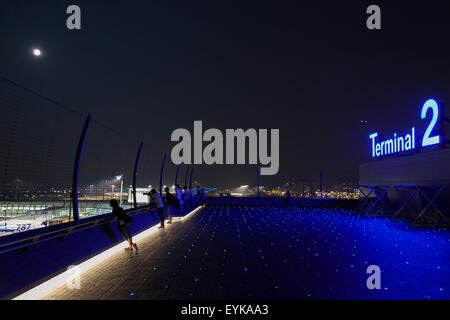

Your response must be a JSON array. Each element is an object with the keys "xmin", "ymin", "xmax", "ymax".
[
  {"xmin": 369, "ymin": 98, "xmax": 442, "ymax": 158},
  {"xmin": 41, "ymin": 202, "xmax": 444, "ymax": 300}
]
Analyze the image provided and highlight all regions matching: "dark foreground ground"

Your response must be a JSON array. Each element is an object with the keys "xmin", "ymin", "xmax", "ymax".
[{"xmin": 41, "ymin": 205, "xmax": 450, "ymax": 300}]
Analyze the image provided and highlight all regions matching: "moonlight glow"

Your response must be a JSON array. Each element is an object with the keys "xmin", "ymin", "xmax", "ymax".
[{"xmin": 33, "ymin": 49, "xmax": 41, "ymax": 56}]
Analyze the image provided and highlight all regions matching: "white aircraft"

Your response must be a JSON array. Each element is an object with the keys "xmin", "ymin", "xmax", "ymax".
[{"xmin": 0, "ymin": 217, "xmax": 48, "ymax": 234}]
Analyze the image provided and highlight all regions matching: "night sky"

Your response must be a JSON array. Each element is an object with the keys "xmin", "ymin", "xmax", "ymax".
[{"xmin": 1, "ymin": 1, "xmax": 449, "ymax": 188}]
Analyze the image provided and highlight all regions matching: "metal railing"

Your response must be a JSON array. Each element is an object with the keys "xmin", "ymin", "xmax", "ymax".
[
  {"xmin": 0, "ymin": 75, "xmax": 165, "ymax": 239},
  {"xmin": 0, "ymin": 204, "xmax": 150, "ymax": 255},
  {"xmin": 0, "ymin": 76, "xmax": 207, "ymax": 246}
]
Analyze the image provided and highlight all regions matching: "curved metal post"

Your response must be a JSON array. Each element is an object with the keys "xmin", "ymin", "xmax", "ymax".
[
  {"xmin": 72, "ymin": 113, "xmax": 92, "ymax": 224},
  {"xmin": 189, "ymin": 166, "xmax": 194, "ymax": 189},
  {"xmin": 132, "ymin": 142, "xmax": 144, "ymax": 208},
  {"xmin": 159, "ymin": 153, "xmax": 167, "ymax": 195},
  {"xmin": 175, "ymin": 163, "xmax": 182, "ymax": 186},
  {"xmin": 184, "ymin": 166, "xmax": 190, "ymax": 187}
]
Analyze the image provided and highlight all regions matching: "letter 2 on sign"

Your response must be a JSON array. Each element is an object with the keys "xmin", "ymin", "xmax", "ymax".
[{"xmin": 421, "ymin": 99, "xmax": 440, "ymax": 147}]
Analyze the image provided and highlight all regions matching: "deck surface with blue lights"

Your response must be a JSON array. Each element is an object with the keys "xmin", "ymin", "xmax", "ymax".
[{"xmin": 41, "ymin": 205, "xmax": 450, "ymax": 300}]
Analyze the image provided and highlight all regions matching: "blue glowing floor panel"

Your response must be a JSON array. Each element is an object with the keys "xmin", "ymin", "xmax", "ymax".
[
  {"xmin": 45, "ymin": 205, "xmax": 450, "ymax": 300},
  {"xmin": 171, "ymin": 205, "xmax": 449, "ymax": 299}
]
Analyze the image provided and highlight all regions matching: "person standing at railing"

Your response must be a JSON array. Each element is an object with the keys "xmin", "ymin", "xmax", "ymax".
[
  {"xmin": 149, "ymin": 189, "xmax": 165, "ymax": 229},
  {"xmin": 183, "ymin": 186, "xmax": 190, "ymax": 210},
  {"xmin": 110, "ymin": 199, "xmax": 137, "ymax": 251},
  {"xmin": 189, "ymin": 186, "xmax": 195, "ymax": 207},
  {"xmin": 284, "ymin": 190, "xmax": 292, "ymax": 206},
  {"xmin": 195, "ymin": 186, "xmax": 201, "ymax": 204},
  {"xmin": 200, "ymin": 188, "xmax": 206, "ymax": 205},
  {"xmin": 175, "ymin": 184, "xmax": 183, "ymax": 212},
  {"xmin": 164, "ymin": 187, "xmax": 174, "ymax": 224}
]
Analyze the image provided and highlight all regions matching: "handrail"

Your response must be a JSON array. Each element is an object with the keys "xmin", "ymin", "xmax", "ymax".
[
  {"xmin": 159, "ymin": 154, "xmax": 167, "ymax": 195},
  {"xmin": 72, "ymin": 113, "xmax": 92, "ymax": 224},
  {"xmin": 0, "ymin": 204, "xmax": 152, "ymax": 254},
  {"xmin": 132, "ymin": 142, "xmax": 144, "ymax": 208}
]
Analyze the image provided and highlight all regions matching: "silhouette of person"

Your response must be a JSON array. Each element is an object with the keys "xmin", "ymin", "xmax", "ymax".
[
  {"xmin": 195, "ymin": 186, "xmax": 201, "ymax": 204},
  {"xmin": 200, "ymin": 188, "xmax": 206, "ymax": 205},
  {"xmin": 110, "ymin": 199, "xmax": 137, "ymax": 250},
  {"xmin": 175, "ymin": 184, "xmax": 183, "ymax": 212},
  {"xmin": 189, "ymin": 186, "xmax": 195, "ymax": 207},
  {"xmin": 164, "ymin": 187, "xmax": 175, "ymax": 223},
  {"xmin": 183, "ymin": 186, "xmax": 190, "ymax": 210},
  {"xmin": 284, "ymin": 190, "xmax": 292, "ymax": 206},
  {"xmin": 149, "ymin": 189, "xmax": 165, "ymax": 229}
]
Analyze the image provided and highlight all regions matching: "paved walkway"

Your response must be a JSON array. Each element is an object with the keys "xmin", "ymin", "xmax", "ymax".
[{"xmin": 41, "ymin": 206, "xmax": 450, "ymax": 300}]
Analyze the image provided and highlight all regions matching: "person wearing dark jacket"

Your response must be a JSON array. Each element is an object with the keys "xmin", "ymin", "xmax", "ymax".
[
  {"xmin": 200, "ymin": 188, "xmax": 206, "ymax": 205},
  {"xmin": 164, "ymin": 187, "xmax": 175, "ymax": 223},
  {"xmin": 149, "ymin": 189, "xmax": 165, "ymax": 229},
  {"xmin": 183, "ymin": 186, "xmax": 190, "ymax": 210},
  {"xmin": 284, "ymin": 190, "xmax": 292, "ymax": 206},
  {"xmin": 195, "ymin": 186, "xmax": 201, "ymax": 204},
  {"xmin": 175, "ymin": 184, "xmax": 183, "ymax": 212},
  {"xmin": 110, "ymin": 199, "xmax": 137, "ymax": 251}
]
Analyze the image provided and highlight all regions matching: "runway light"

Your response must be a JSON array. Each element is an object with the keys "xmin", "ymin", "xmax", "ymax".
[{"xmin": 13, "ymin": 205, "xmax": 204, "ymax": 300}]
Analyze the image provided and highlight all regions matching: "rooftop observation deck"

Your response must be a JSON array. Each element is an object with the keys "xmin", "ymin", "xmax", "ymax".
[
  {"xmin": 23, "ymin": 200, "xmax": 449, "ymax": 300},
  {"xmin": 0, "ymin": 77, "xmax": 448, "ymax": 301}
]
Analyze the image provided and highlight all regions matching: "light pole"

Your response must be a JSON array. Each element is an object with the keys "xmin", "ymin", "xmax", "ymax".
[
  {"xmin": 119, "ymin": 177, "xmax": 124, "ymax": 206},
  {"xmin": 116, "ymin": 174, "xmax": 124, "ymax": 206}
]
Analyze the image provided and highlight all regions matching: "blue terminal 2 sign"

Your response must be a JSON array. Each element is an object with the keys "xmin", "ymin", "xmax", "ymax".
[{"xmin": 369, "ymin": 99, "xmax": 442, "ymax": 158}]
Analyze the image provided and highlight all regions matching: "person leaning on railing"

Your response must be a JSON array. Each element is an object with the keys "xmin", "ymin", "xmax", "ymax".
[
  {"xmin": 200, "ymin": 188, "xmax": 206, "ymax": 205},
  {"xmin": 195, "ymin": 186, "xmax": 201, "ymax": 204},
  {"xmin": 284, "ymin": 190, "xmax": 292, "ymax": 206},
  {"xmin": 182, "ymin": 186, "xmax": 190, "ymax": 210},
  {"xmin": 189, "ymin": 187, "xmax": 195, "ymax": 207},
  {"xmin": 164, "ymin": 187, "xmax": 174, "ymax": 224},
  {"xmin": 110, "ymin": 199, "xmax": 138, "ymax": 251},
  {"xmin": 175, "ymin": 184, "xmax": 183, "ymax": 212},
  {"xmin": 148, "ymin": 189, "xmax": 165, "ymax": 229}
]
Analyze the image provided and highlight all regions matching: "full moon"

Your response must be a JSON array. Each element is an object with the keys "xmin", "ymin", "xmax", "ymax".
[{"xmin": 33, "ymin": 48, "xmax": 41, "ymax": 56}]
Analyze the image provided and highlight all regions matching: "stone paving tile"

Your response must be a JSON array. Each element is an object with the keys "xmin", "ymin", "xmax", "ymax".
[{"xmin": 41, "ymin": 222, "xmax": 186, "ymax": 300}]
